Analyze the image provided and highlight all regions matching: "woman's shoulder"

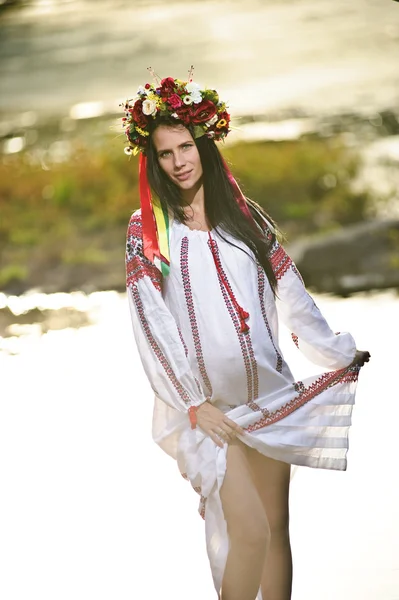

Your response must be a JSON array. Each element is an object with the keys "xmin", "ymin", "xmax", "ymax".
[
  {"xmin": 126, "ymin": 208, "xmax": 143, "ymax": 252},
  {"xmin": 126, "ymin": 208, "xmax": 142, "ymax": 236},
  {"xmin": 128, "ymin": 208, "xmax": 142, "ymax": 225}
]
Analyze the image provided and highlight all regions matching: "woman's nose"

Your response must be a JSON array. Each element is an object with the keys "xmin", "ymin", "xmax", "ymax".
[{"xmin": 174, "ymin": 151, "xmax": 186, "ymax": 169}]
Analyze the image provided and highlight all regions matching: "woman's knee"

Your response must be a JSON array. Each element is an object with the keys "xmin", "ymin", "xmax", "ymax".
[
  {"xmin": 245, "ymin": 448, "xmax": 291, "ymax": 540},
  {"xmin": 228, "ymin": 509, "xmax": 271, "ymax": 552}
]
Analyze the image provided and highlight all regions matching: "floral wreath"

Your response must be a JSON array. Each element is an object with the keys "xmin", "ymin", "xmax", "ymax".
[{"xmin": 121, "ymin": 68, "xmax": 231, "ymax": 156}]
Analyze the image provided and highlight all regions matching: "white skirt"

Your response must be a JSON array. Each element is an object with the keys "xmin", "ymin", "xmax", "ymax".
[{"xmin": 152, "ymin": 364, "xmax": 360, "ymax": 599}]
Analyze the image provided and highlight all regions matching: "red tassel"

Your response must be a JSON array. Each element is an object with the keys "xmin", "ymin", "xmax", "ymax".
[
  {"xmin": 240, "ymin": 308, "xmax": 249, "ymax": 320},
  {"xmin": 240, "ymin": 321, "xmax": 250, "ymax": 333}
]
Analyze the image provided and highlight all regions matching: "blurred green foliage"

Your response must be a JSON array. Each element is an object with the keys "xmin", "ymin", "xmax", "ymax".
[
  {"xmin": 222, "ymin": 138, "xmax": 371, "ymax": 237},
  {"xmin": 0, "ymin": 135, "xmax": 374, "ymax": 288}
]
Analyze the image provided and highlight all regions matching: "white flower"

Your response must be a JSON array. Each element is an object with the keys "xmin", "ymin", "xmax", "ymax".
[
  {"xmin": 186, "ymin": 81, "xmax": 201, "ymax": 94},
  {"xmin": 142, "ymin": 99, "xmax": 157, "ymax": 116},
  {"xmin": 191, "ymin": 91, "xmax": 202, "ymax": 104},
  {"xmin": 183, "ymin": 95, "xmax": 193, "ymax": 105},
  {"xmin": 205, "ymin": 114, "xmax": 218, "ymax": 127},
  {"xmin": 124, "ymin": 146, "xmax": 133, "ymax": 155},
  {"xmin": 186, "ymin": 82, "xmax": 202, "ymax": 104},
  {"xmin": 137, "ymin": 86, "xmax": 147, "ymax": 96},
  {"xmin": 171, "ymin": 112, "xmax": 179, "ymax": 119}
]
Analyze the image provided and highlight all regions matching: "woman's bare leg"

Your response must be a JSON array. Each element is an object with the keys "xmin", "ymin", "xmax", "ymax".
[
  {"xmin": 246, "ymin": 448, "xmax": 292, "ymax": 600},
  {"xmin": 220, "ymin": 439, "xmax": 271, "ymax": 600}
]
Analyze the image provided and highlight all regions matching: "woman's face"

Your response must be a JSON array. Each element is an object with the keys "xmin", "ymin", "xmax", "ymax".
[{"xmin": 152, "ymin": 124, "xmax": 203, "ymax": 192}]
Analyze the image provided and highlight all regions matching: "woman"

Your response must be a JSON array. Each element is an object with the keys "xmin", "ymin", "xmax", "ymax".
[{"xmin": 122, "ymin": 73, "xmax": 370, "ymax": 600}]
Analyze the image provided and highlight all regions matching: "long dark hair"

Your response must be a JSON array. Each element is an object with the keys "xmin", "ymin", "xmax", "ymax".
[{"xmin": 146, "ymin": 118, "xmax": 278, "ymax": 293}]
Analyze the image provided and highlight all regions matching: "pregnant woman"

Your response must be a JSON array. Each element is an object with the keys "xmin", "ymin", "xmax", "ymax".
[{"xmin": 122, "ymin": 71, "xmax": 370, "ymax": 600}]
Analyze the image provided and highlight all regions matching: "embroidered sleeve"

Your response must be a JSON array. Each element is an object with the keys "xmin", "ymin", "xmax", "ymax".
[
  {"xmin": 126, "ymin": 212, "xmax": 162, "ymax": 291},
  {"xmin": 125, "ymin": 210, "xmax": 208, "ymax": 413},
  {"xmin": 268, "ymin": 237, "xmax": 356, "ymax": 370}
]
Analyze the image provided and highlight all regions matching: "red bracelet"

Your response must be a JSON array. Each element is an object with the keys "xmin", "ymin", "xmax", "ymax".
[
  {"xmin": 188, "ymin": 406, "xmax": 198, "ymax": 429},
  {"xmin": 188, "ymin": 398, "xmax": 211, "ymax": 429}
]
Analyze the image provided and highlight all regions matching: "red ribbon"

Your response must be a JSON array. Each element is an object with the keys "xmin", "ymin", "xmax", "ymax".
[
  {"xmin": 139, "ymin": 154, "xmax": 159, "ymax": 264},
  {"xmin": 221, "ymin": 155, "xmax": 257, "ymax": 227}
]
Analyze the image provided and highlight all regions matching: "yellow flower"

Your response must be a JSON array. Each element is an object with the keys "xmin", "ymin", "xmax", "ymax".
[
  {"xmin": 216, "ymin": 119, "xmax": 227, "ymax": 129},
  {"xmin": 147, "ymin": 92, "xmax": 161, "ymax": 107},
  {"xmin": 136, "ymin": 126, "xmax": 149, "ymax": 137}
]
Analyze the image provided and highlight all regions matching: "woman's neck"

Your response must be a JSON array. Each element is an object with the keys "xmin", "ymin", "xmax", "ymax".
[
  {"xmin": 179, "ymin": 181, "xmax": 212, "ymax": 230},
  {"xmin": 180, "ymin": 180, "xmax": 205, "ymax": 214}
]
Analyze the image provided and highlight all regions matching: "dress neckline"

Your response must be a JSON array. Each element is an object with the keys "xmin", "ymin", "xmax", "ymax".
[{"xmin": 173, "ymin": 220, "xmax": 215, "ymax": 235}]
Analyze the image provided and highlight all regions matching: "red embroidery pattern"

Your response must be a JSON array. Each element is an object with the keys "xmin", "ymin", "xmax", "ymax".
[
  {"xmin": 245, "ymin": 366, "xmax": 359, "ymax": 433},
  {"xmin": 257, "ymin": 265, "xmax": 283, "ymax": 373},
  {"xmin": 291, "ymin": 333, "xmax": 299, "ymax": 348},
  {"xmin": 199, "ymin": 495, "xmax": 206, "ymax": 520},
  {"xmin": 177, "ymin": 326, "xmax": 188, "ymax": 357},
  {"xmin": 291, "ymin": 263, "xmax": 304, "ymax": 284},
  {"xmin": 215, "ymin": 270, "xmax": 253, "ymax": 402},
  {"xmin": 247, "ymin": 400, "xmax": 270, "ymax": 418},
  {"xmin": 209, "ymin": 238, "xmax": 259, "ymax": 403},
  {"xmin": 180, "ymin": 237, "xmax": 213, "ymax": 396},
  {"xmin": 126, "ymin": 212, "xmax": 162, "ymax": 291},
  {"xmin": 245, "ymin": 334, "xmax": 259, "ymax": 401},
  {"xmin": 293, "ymin": 380, "xmax": 305, "ymax": 394},
  {"xmin": 269, "ymin": 241, "xmax": 304, "ymax": 284},
  {"xmin": 258, "ymin": 220, "xmax": 274, "ymax": 244},
  {"xmin": 132, "ymin": 286, "xmax": 192, "ymax": 405},
  {"xmin": 269, "ymin": 242, "xmax": 292, "ymax": 280}
]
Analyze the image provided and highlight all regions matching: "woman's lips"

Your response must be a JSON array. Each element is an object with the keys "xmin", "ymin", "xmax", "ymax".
[{"xmin": 175, "ymin": 170, "xmax": 192, "ymax": 181}]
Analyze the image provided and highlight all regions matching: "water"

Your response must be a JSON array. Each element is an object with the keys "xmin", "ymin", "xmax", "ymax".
[
  {"xmin": 1, "ymin": 0, "xmax": 399, "ymax": 121},
  {"xmin": 0, "ymin": 289, "xmax": 398, "ymax": 599}
]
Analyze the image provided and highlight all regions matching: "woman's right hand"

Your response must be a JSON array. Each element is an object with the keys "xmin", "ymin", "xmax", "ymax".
[{"xmin": 196, "ymin": 401, "xmax": 245, "ymax": 448}]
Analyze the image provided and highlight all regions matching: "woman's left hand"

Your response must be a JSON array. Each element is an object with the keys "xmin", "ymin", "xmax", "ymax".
[{"xmin": 351, "ymin": 350, "xmax": 371, "ymax": 367}]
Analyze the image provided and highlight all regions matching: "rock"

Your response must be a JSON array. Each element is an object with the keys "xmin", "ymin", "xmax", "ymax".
[{"xmin": 288, "ymin": 219, "xmax": 399, "ymax": 295}]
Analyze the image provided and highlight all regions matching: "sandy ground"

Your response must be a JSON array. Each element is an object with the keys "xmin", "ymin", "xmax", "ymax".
[{"xmin": 0, "ymin": 290, "xmax": 398, "ymax": 599}]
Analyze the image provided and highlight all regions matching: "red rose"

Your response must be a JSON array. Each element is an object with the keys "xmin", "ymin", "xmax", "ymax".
[
  {"xmin": 175, "ymin": 105, "xmax": 192, "ymax": 124},
  {"xmin": 131, "ymin": 99, "xmax": 148, "ymax": 128},
  {"xmin": 160, "ymin": 77, "xmax": 176, "ymax": 99},
  {"xmin": 167, "ymin": 93, "xmax": 183, "ymax": 110},
  {"xmin": 191, "ymin": 100, "xmax": 217, "ymax": 124}
]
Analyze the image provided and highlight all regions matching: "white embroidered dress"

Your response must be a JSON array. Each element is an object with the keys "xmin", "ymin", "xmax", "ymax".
[{"xmin": 126, "ymin": 209, "xmax": 359, "ymax": 598}]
